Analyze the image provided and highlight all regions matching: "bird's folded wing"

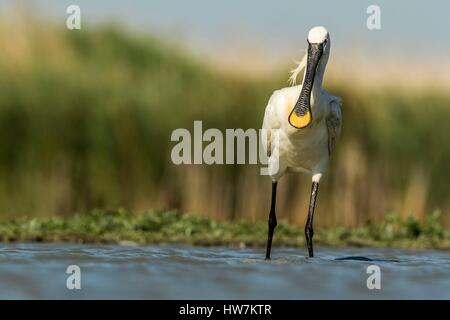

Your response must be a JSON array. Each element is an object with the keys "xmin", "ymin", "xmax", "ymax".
[
  {"xmin": 262, "ymin": 92, "xmax": 282, "ymax": 157},
  {"xmin": 326, "ymin": 96, "xmax": 342, "ymax": 156}
]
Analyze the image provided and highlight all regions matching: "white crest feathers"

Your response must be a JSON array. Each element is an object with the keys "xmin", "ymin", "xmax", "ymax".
[{"xmin": 288, "ymin": 51, "xmax": 307, "ymax": 86}]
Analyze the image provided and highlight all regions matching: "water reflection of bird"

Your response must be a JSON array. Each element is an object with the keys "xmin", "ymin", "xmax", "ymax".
[{"xmin": 262, "ymin": 26, "xmax": 342, "ymax": 259}]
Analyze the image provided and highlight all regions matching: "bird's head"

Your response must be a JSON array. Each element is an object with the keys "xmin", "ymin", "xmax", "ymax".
[
  {"xmin": 288, "ymin": 26, "xmax": 331, "ymax": 129},
  {"xmin": 307, "ymin": 26, "xmax": 329, "ymax": 46},
  {"xmin": 306, "ymin": 26, "xmax": 330, "ymax": 68}
]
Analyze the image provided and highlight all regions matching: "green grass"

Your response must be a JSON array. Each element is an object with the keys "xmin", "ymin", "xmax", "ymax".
[
  {"xmin": 1, "ymin": 209, "xmax": 449, "ymax": 249},
  {"xmin": 0, "ymin": 18, "xmax": 449, "ymax": 227}
]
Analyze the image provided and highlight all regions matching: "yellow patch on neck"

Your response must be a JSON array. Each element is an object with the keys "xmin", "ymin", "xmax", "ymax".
[{"xmin": 289, "ymin": 111, "xmax": 311, "ymax": 129}]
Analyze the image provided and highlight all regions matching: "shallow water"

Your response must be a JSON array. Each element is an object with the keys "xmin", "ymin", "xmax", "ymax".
[{"xmin": 0, "ymin": 243, "xmax": 449, "ymax": 299}]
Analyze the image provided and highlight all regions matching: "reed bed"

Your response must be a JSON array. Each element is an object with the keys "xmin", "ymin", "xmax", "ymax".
[{"xmin": 0, "ymin": 17, "xmax": 449, "ymax": 230}]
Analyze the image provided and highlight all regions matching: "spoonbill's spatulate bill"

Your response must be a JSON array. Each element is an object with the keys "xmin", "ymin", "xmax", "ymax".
[{"xmin": 262, "ymin": 26, "xmax": 342, "ymax": 259}]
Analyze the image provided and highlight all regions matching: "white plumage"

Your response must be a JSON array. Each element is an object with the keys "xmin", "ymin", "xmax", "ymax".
[
  {"xmin": 262, "ymin": 26, "xmax": 342, "ymax": 259},
  {"xmin": 262, "ymin": 84, "xmax": 342, "ymax": 182}
]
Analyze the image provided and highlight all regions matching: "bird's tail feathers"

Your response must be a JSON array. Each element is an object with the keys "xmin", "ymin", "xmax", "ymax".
[{"xmin": 288, "ymin": 51, "xmax": 307, "ymax": 86}]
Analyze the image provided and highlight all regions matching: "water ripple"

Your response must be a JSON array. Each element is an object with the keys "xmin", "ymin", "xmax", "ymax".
[{"xmin": 0, "ymin": 243, "xmax": 449, "ymax": 299}]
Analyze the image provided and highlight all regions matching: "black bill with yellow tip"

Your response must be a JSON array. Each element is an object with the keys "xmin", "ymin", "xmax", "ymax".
[{"xmin": 289, "ymin": 41, "xmax": 324, "ymax": 129}]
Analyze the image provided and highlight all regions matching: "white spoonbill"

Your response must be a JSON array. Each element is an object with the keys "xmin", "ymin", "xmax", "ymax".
[{"xmin": 262, "ymin": 26, "xmax": 342, "ymax": 259}]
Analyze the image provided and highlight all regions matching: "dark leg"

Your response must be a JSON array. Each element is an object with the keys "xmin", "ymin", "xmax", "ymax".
[
  {"xmin": 305, "ymin": 182, "xmax": 319, "ymax": 258},
  {"xmin": 265, "ymin": 182, "xmax": 278, "ymax": 260}
]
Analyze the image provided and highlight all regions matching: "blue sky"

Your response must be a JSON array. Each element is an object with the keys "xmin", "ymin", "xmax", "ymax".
[{"xmin": 1, "ymin": 0, "xmax": 448, "ymax": 59}]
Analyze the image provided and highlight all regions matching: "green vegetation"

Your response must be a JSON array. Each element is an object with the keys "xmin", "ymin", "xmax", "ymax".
[
  {"xmin": 0, "ymin": 16, "xmax": 449, "ymax": 233},
  {"xmin": 1, "ymin": 210, "xmax": 448, "ymax": 249}
]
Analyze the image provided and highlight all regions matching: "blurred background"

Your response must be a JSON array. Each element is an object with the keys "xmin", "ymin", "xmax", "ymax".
[{"xmin": 0, "ymin": 0, "xmax": 449, "ymax": 227}]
